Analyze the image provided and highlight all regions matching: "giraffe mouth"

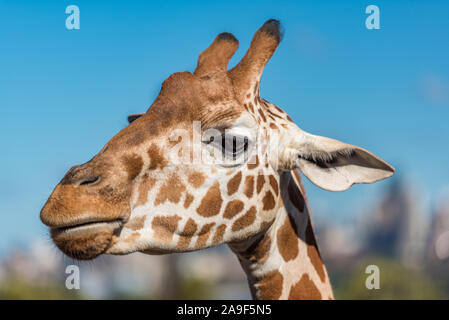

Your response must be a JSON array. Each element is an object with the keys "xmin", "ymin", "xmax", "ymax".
[
  {"xmin": 50, "ymin": 218, "xmax": 124, "ymax": 234},
  {"xmin": 50, "ymin": 219, "xmax": 124, "ymax": 260}
]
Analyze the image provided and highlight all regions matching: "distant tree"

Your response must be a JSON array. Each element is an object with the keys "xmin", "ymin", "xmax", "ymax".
[
  {"xmin": 334, "ymin": 257, "xmax": 445, "ymax": 299},
  {"xmin": 0, "ymin": 276, "xmax": 83, "ymax": 300}
]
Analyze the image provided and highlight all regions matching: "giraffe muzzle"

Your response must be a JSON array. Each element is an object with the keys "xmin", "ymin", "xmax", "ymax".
[{"xmin": 49, "ymin": 219, "xmax": 123, "ymax": 260}]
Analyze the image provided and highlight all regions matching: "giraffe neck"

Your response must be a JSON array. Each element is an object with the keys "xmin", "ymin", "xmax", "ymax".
[{"xmin": 228, "ymin": 170, "xmax": 334, "ymax": 300}]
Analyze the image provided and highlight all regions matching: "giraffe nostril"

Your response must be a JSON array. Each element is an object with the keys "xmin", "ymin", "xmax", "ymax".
[{"xmin": 78, "ymin": 176, "xmax": 101, "ymax": 187}]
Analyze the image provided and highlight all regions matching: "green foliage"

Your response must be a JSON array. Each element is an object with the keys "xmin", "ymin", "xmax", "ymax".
[
  {"xmin": 333, "ymin": 257, "xmax": 445, "ymax": 300},
  {"xmin": 0, "ymin": 277, "xmax": 84, "ymax": 300},
  {"xmin": 177, "ymin": 277, "xmax": 214, "ymax": 300}
]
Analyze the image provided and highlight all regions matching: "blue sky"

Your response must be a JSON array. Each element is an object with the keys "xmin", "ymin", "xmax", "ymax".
[{"xmin": 1, "ymin": 0, "xmax": 448, "ymax": 253}]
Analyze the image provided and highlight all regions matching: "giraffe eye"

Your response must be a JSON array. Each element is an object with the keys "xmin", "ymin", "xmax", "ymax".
[
  {"xmin": 220, "ymin": 134, "xmax": 249, "ymax": 159},
  {"xmin": 203, "ymin": 133, "xmax": 250, "ymax": 160}
]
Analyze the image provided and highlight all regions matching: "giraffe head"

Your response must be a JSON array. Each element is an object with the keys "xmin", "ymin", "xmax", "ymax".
[{"xmin": 40, "ymin": 20, "xmax": 394, "ymax": 260}]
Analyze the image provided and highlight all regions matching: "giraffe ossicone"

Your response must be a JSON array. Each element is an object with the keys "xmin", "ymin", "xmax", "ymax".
[{"xmin": 40, "ymin": 19, "xmax": 394, "ymax": 299}]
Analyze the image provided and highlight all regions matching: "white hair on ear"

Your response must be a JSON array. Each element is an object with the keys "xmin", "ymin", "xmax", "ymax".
[{"xmin": 299, "ymin": 147, "xmax": 355, "ymax": 164}]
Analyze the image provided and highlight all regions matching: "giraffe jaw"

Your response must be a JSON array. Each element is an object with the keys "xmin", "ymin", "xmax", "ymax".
[{"xmin": 50, "ymin": 219, "xmax": 123, "ymax": 260}]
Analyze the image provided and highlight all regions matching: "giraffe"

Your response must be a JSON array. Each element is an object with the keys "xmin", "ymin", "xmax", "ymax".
[{"xmin": 40, "ymin": 20, "xmax": 394, "ymax": 299}]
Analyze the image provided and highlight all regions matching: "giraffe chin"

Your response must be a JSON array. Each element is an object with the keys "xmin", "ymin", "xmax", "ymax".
[{"xmin": 50, "ymin": 221, "xmax": 122, "ymax": 260}]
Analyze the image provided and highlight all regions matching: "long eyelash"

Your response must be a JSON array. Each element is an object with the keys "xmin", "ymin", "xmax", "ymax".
[
  {"xmin": 204, "ymin": 133, "xmax": 251, "ymax": 160},
  {"xmin": 221, "ymin": 134, "xmax": 226, "ymax": 150}
]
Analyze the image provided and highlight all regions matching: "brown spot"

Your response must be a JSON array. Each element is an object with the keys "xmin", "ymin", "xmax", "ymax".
[
  {"xmin": 196, "ymin": 222, "xmax": 215, "ymax": 247},
  {"xmin": 232, "ymin": 206, "xmax": 256, "ymax": 231},
  {"xmin": 277, "ymin": 214, "xmax": 299, "ymax": 261},
  {"xmin": 188, "ymin": 171, "xmax": 205, "ymax": 188},
  {"xmin": 262, "ymin": 191, "xmax": 276, "ymax": 210},
  {"xmin": 196, "ymin": 182, "xmax": 223, "ymax": 217},
  {"xmin": 212, "ymin": 224, "xmax": 227, "ymax": 245},
  {"xmin": 288, "ymin": 274, "xmax": 322, "ymax": 300},
  {"xmin": 152, "ymin": 215, "xmax": 182, "ymax": 243},
  {"xmin": 223, "ymin": 200, "xmax": 244, "ymax": 219},
  {"xmin": 243, "ymin": 175, "xmax": 254, "ymax": 198},
  {"xmin": 269, "ymin": 123, "xmax": 278, "ymax": 130},
  {"xmin": 227, "ymin": 171, "xmax": 242, "ymax": 195},
  {"xmin": 126, "ymin": 215, "xmax": 146, "ymax": 231},
  {"xmin": 136, "ymin": 173, "xmax": 157, "ymax": 206},
  {"xmin": 247, "ymin": 155, "xmax": 259, "ymax": 169},
  {"xmin": 121, "ymin": 154, "xmax": 143, "ymax": 180},
  {"xmin": 288, "ymin": 175, "xmax": 305, "ymax": 212},
  {"xmin": 177, "ymin": 218, "xmax": 198, "ymax": 249},
  {"xmin": 168, "ymin": 135, "xmax": 182, "ymax": 147},
  {"xmin": 184, "ymin": 192, "xmax": 194, "ymax": 208},
  {"xmin": 266, "ymin": 108, "xmax": 282, "ymax": 119},
  {"xmin": 258, "ymin": 108, "xmax": 267, "ymax": 122},
  {"xmin": 246, "ymin": 93, "xmax": 251, "ymax": 99},
  {"xmin": 274, "ymin": 105, "xmax": 285, "ymax": 114},
  {"xmin": 148, "ymin": 144, "xmax": 167, "ymax": 170},
  {"xmin": 306, "ymin": 220, "xmax": 326, "ymax": 282},
  {"xmin": 257, "ymin": 270, "xmax": 283, "ymax": 300},
  {"xmin": 180, "ymin": 218, "xmax": 198, "ymax": 236},
  {"xmin": 256, "ymin": 174, "xmax": 265, "ymax": 194},
  {"xmin": 154, "ymin": 174, "xmax": 186, "ymax": 206},
  {"xmin": 248, "ymin": 102, "xmax": 255, "ymax": 113},
  {"xmin": 287, "ymin": 115, "xmax": 293, "ymax": 122},
  {"xmin": 268, "ymin": 175, "xmax": 279, "ymax": 196},
  {"xmin": 281, "ymin": 123, "xmax": 288, "ymax": 129}
]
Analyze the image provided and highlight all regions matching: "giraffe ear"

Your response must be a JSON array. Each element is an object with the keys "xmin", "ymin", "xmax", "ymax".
[
  {"xmin": 286, "ymin": 132, "xmax": 395, "ymax": 191},
  {"xmin": 127, "ymin": 113, "xmax": 145, "ymax": 124}
]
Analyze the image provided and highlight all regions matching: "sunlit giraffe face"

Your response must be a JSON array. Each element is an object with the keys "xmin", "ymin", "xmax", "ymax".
[{"xmin": 40, "ymin": 20, "xmax": 394, "ymax": 260}]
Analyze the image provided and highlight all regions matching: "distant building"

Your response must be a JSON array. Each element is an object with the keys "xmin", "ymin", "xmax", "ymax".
[
  {"xmin": 361, "ymin": 178, "xmax": 429, "ymax": 268},
  {"xmin": 428, "ymin": 189, "xmax": 449, "ymax": 263}
]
